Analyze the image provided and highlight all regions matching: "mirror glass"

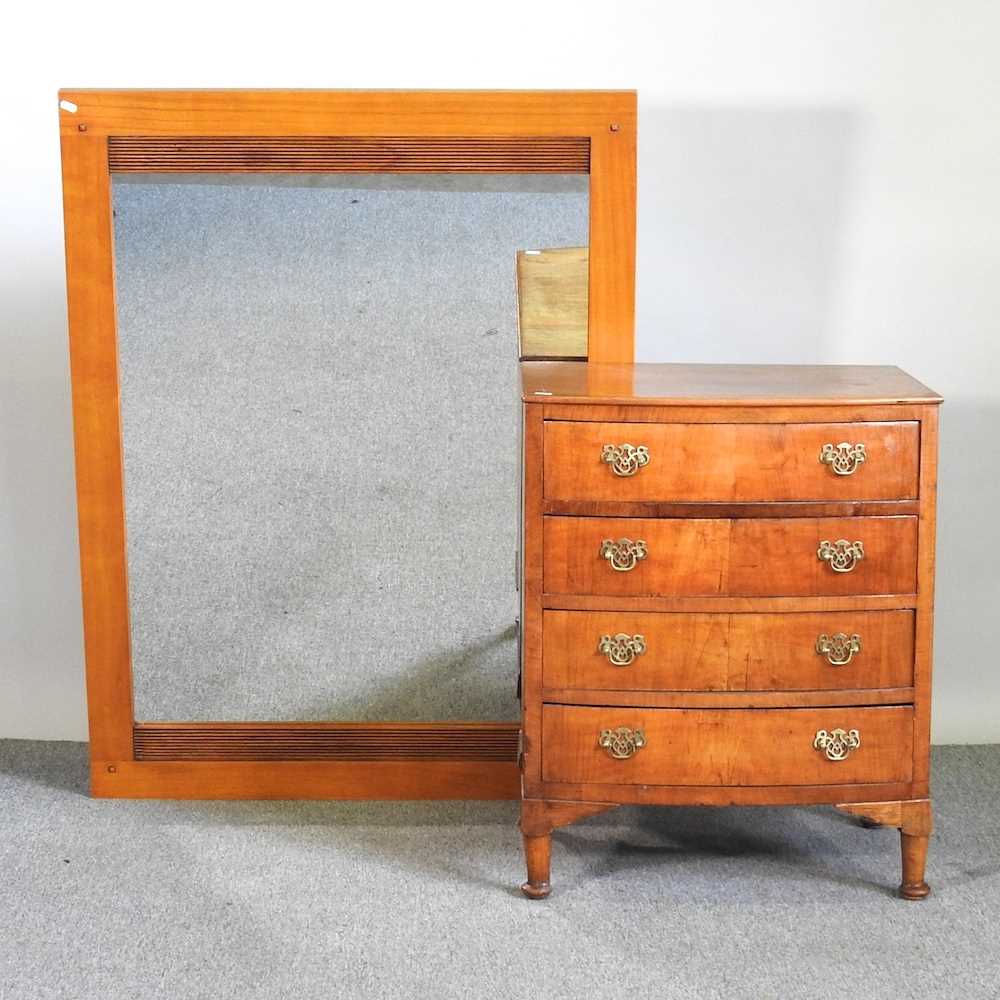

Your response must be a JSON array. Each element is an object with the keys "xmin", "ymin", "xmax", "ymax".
[{"xmin": 111, "ymin": 172, "xmax": 589, "ymax": 721}]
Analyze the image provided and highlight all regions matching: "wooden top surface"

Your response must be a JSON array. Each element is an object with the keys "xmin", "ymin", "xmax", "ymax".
[
  {"xmin": 57, "ymin": 89, "xmax": 637, "ymax": 138},
  {"xmin": 521, "ymin": 362, "xmax": 942, "ymax": 406}
]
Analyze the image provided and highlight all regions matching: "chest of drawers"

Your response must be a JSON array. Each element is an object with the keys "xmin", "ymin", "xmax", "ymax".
[{"xmin": 518, "ymin": 362, "xmax": 941, "ymax": 899}]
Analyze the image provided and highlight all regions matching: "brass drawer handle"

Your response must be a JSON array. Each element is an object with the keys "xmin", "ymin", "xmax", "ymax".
[
  {"xmin": 817, "ymin": 539, "xmax": 864, "ymax": 573},
  {"xmin": 599, "ymin": 727, "xmax": 646, "ymax": 759},
  {"xmin": 600, "ymin": 538, "xmax": 647, "ymax": 572},
  {"xmin": 816, "ymin": 632, "xmax": 862, "ymax": 666},
  {"xmin": 813, "ymin": 728, "xmax": 861, "ymax": 761},
  {"xmin": 601, "ymin": 443, "xmax": 650, "ymax": 477},
  {"xmin": 598, "ymin": 633, "xmax": 646, "ymax": 666},
  {"xmin": 819, "ymin": 442, "xmax": 867, "ymax": 476}
]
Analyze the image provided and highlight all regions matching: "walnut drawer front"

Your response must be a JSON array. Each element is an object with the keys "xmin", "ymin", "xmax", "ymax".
[
  {"xmin": 734, "ymin": 610, "xmax": 914, "ymax": 689},
  {"xmin": 544, "ymin": 421, "xmax": 919, "ymax": 502},
  {"xmin": 544, "ymin": 611, "xmax": 731, "ymax": 691},
  {"xmin": 543, "ymin": 610, "xmax": 914, "ymax": 692},
  {"xmin": 541, "ymin": 705, "xmax": 913, "ymax": 786},
  {"xmin": 543, "ymin": 516, "xmax": 917, "ymax": 597}
]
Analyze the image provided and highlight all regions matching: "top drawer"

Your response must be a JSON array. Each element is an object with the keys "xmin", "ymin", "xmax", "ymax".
[{"xmin": 544, "ymin": 421, "xmax": 919, "ymax": 502}]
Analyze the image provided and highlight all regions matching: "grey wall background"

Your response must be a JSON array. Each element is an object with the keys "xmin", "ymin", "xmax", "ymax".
[{"xmin": 2, "ymin": 1, "xmax": 998, "ymax": 742}]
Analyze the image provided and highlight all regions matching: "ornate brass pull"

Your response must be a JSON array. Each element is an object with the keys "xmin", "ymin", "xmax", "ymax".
[
  {"xmin": 600, "ymin": 538, "xmax": 647, "ymax": 572},
  {"xmin": 819, "ymin": 442, "xmax": 867, "ymax": 476},
  {"xmin": 816, "ymin": 632, "xmax": 862, "ymax": 666},
  {"xmin": 601, "ymin": 443, "xmax": 650, "ymax": 477},
  {"xmin": 813, "ymin": 728, "xmax": 861, "ymax": 761},
  {"xmin": 817, "ymin": 539, "xmax": 864, "ymax": 573},
  {"xmin": 599, "ymin": 727, "xmax": 646, "ymax": 759},
  {"xmin": 598, "ymin": 633, "xmax": 646, "ymax": 666}
]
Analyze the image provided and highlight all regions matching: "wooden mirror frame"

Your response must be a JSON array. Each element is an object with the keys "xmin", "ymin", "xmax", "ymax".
[{"xmin": 58, "ymin": 89, "xmax": 637, "ymax": 799}]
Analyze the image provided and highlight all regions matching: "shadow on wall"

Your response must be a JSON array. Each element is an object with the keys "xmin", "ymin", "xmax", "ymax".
[
  {"xmin": 0, "ymin": 333, "xmax": 87, "ymax": 740},
  {"xmin": 931, "ymin": 397, "xmax": 1000, "ymax": 739},
  {"xmin": 635, "ymin": 105, "xmax": 861, "ymax": 363}
]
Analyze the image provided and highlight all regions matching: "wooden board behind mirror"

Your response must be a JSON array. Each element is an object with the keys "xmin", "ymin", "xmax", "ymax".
[{"xmin": 516, "ymin": 246, "xmax": 589, "ymax": 359}]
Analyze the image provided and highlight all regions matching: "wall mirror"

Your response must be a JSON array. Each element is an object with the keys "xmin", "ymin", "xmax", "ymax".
[
  {"xmin": 114, "ymin": 171, "xmax": 588, "ymax": 724},
  {"xmin": 59, "ymin": 90, "xmax": 636, "ymax": 799}
]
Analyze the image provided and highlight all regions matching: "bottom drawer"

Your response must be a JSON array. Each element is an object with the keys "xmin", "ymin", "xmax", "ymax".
[{"xmin": 542, "ymin": 705, "xmax": 913, "ymax": 787}]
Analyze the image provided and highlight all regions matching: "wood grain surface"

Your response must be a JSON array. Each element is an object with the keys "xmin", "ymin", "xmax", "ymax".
[
  {"xmin": 516, "ymin": 247, "xmax": 589, "ymax": 359},
  {"xmin": 522, "ymin": 362, "xmax": 941, "ymax": 406},
  {"xmin": 542, "ymin": 609, "xmax": 914, "ymax": 692},
  {"xmin": 59, "ymin": 89, "xmax": 637, "ymax": 138},
  {"xmin": 543, "ymin": 420, "xmax": 919, "ymax": 502},
  {"xmin": 543, "ymin": 516, "xmax": 917, "ymax": 597},
  {"xmin": 541, "ymin": 705, "xmax": 914, "ymax": 786}
]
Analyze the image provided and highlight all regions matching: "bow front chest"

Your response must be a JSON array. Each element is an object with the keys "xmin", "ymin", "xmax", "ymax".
[{"xmin": 518, "ymin": 362, "xmax": 941, "ymax": 898}]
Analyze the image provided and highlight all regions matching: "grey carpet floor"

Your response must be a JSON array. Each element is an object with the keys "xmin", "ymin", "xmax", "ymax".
[{"xmin": 1, "ymin": 743, "xmax": 998, "ymax": 1000}]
